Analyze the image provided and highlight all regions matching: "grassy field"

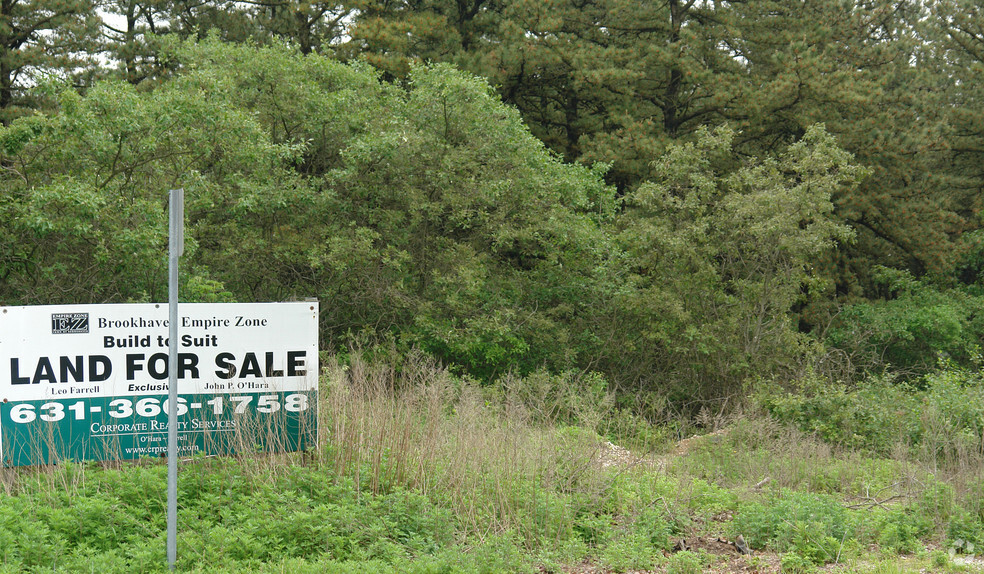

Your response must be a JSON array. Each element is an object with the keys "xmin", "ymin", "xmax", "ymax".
[{"xmin": 2, "ymin": 354, "xmax": 984, "ymax": 573}]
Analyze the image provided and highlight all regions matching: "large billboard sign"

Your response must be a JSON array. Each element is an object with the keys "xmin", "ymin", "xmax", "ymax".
[{"xmin": 0, "ymin": 302, "xmax": 318, "ymax": 466}]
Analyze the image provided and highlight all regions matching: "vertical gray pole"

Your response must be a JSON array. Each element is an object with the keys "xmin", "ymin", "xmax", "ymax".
[{"xmin": 167, "ymin": 189, "xmax": 184, "ymax": 570}]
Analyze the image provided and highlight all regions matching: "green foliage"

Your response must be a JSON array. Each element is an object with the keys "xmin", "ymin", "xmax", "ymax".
[
  {"xmin": 734, "ymin": 490, "xmax": 848, "ymax": 564},
  {"xmin": 779, "ymin": 552, "xmax": 817, "ymax": 574},
  {"xmin": 5, "ymin": 354, "xmax": 984, "ymax": 572},
  {"xmin": 0, "ymin": 39, "xmax": 619, "ymax": 382},
  {"xmin": 0, "ymin": 458, "xmax": 468, "ymax": 573},
  {"xmin": 1, "ymin": 3, "xmax": 983, "ymax": 407},
  {"xmin": 347, "ymin": 0, "xmax": 741, "ymax": 188},
  {"xmin": 670, "ymin": 478, "xmax": 739, "ymax": 524},
  {"xmin": 765, "ymin": 365, "xmax": 984, "ymax": 462},
  {"xmin": 344, "ymin": 0, "xmax": 979, "ymax": 306},
  {"xmin": 598, "ymin": 507, "xmax": 671, "ymax": 572},
  {"xmin": 666, "ymin": 550, "xmax": 706, "ymax": 574},
  {"xmin": 931, "ymin": 0, "xmax": 984, "ymax": 282},
  {"xmin": 872, "ymin": 511, "xmax": 929, "ymax": 555},
  {"xmin": 613, "ymin": 124, "xmax": 862, "ymax": 401},
  {"xmin": 174, "ymin": 42, "xmax": 617, "ymax": 380},
  {"xmin": 0, "ymin": 0, "xmax": 101, "ymax": 122},
  {"xmin": 0, "ymin": 0, "xmax": 982, "ymax": 411},
  {"xmin": 764, "ymin": 375, "xmax": 921, "ymax": 454},
  {"xmin": 0, "ymin": 51, "xmax": 291, "ymax": 303},
  {"xmin": 946, "ymin": 512, "xmax": 984, "ymax": 556},
  {"xmin": 826, "ymin": 268, "xmax": 984, "ymax": 377},
  {"xmin": 931, "ymin": 549, "xmax": 953, "ymax": 569}
]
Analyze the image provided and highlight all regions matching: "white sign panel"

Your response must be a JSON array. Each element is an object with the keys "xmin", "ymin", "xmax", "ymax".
[{"xmin": 0, "ymin": 302, "xmax": 318, "ymax": 466}]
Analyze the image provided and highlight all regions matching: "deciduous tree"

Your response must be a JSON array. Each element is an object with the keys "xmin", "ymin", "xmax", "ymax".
[{"xmin": 613, "ymin": 125, "xmax": 863, "ymax": 401}]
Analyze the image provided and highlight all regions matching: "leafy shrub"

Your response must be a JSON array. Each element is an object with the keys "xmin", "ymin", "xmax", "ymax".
[
  {"xmin": 765, "ymin": 365, "xmax": 984, "ymax": 464},
  {"xmin": 930, "ymin": 549, "xmax": 952, "ymax": 569},
  {"xmin": 868, "ymin": 510, "xmax": 929, "ymax": 555},
  {"xmin": 598, "ymin": 507, "xmax": 671, "ymax": 572},
  {"xmin": 779, "ymin": 552, "xmax": 816, "ymax": 573},
  {"xmin": 763, "ymin": 373, "xmax": 921, "ymax": 454},
  {"xmin": 733, "ymin": 490, "xmax": 848, "ymax": 564},
  {"xmin": 666, "ymin": 550, "xmax": 705, "ymax": 574},
  {"xmin": 825, "ymin": 267, "xmax": 984, "ymax": 377},
  {"xmin": 616, "ymin": 124, "xmax": 862, "ymax": 405},
  {"xmin": 456, "ymin": 531, "xmax": 537, "ymax": 574},
  {"xmin": 946, "ymin": 510, "xmax": 984, "ymax": 553},
  {"xmin": 600, "ymin": 529, "xmax": 658, "ymax": 572},
  {"xmin": 677, "ymin": 478, "xmax": 740, "ymax": 520}
]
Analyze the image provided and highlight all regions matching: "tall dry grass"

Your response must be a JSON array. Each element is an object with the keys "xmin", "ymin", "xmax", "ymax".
[{"xmin": 320, "ymin": 352, "xmax": 618, "ymax": 544}]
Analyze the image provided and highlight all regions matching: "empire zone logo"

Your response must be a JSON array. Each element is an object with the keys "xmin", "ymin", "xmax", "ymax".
[{"xmin": 51, "ymin": 313, "xmax": 89, "ymax": 334}]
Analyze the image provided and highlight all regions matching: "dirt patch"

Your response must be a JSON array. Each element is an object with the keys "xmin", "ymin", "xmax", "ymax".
[
  {"xmin": 596, "ymin": 441, "xmax": 662, "ymax": 471},
  {"xmin": 574, "ymin": 431, "xmax": 787, "ymax": 573},
  {"xmin": 671, "ymin": 536, "xmax": 781, "ymax": 573},
  {"xmin": 572, "ymin": 431, "xmax": 984, "ymax": 574},
  {"xmin": 668, "ymin": 428, "xmax": 730, "ymax": 457},
  {"xmin": 553, "ymin": 539, "xmax": 784, "ymax": 574},
  {"xmin": 595, "ymin": 428, "xmax": 732, "ymax": 472}
]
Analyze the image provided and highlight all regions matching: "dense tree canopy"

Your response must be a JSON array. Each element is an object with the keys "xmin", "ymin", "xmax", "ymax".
[
  {"xmin": 345, "ymin": 0, "xmax": 981, "ymax": 305},
  {"xmin": 611, "ymin": 125, "xmax": 864, "ymax": 400},
  {"xmin": 0, "ymin": 1, "xmax": 983, "ymax": 407},
  {"xmin": 0, "ymin": 40, "xmax": 619, "ymax": 380}
]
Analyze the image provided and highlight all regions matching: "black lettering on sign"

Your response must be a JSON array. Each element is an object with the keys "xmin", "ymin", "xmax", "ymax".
[{"xmin": 10, "ymin": 355, "xmax": 113, "ymax": 384}]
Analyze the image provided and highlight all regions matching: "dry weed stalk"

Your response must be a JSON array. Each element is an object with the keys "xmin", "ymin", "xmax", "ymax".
[{"xmin": 322, "ymin": 353, "xmax": 609, "ymax": 542}]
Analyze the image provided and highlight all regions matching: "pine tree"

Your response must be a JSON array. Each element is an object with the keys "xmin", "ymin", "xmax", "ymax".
[
  {"xmin": 99, "ymin": 0, "xmax": 172, "ymax": 84},
  {"xmin": 932, "ymin": 0, "xmax": 984, "ymax": 286},
  {"xmin": 0, "ymin": 0, "xmax": 100, "ymax": 122},
  {"xmin": 706, "ymin": 0, "xmax": 968, "ymax": 301},
  {"xmin": 251, "ymin": 0, "xmax": 352, "ymax": 54},
  {"xmin": 345, "ymin": 0, "xmax": 743, "ymax": 191}
]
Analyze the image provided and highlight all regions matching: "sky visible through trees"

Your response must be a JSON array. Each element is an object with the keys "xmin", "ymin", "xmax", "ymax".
[{"xmin": 1, "ymin": 0, "xmax": 982, "ymax": 407}]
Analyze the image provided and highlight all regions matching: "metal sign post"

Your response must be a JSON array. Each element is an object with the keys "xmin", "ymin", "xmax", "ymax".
[{"xmin": 167, "ymin": 189, "xmax": 183, "ymax": 570}]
